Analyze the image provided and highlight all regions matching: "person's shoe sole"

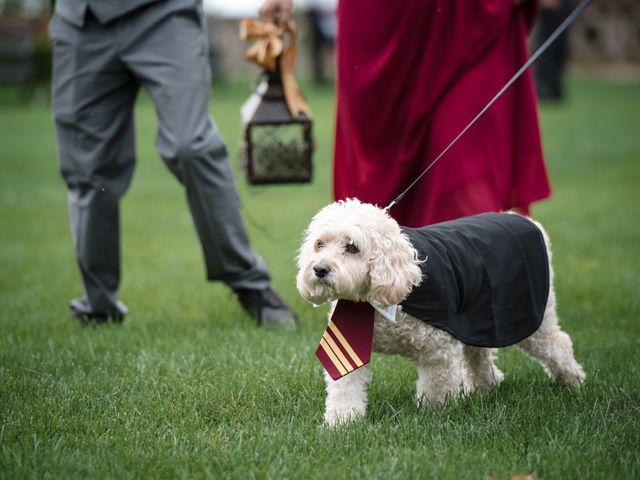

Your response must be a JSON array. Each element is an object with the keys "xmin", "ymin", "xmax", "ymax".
[
  {"xmin": 259, "ymin": 308, "xmax": 298, "ymax": 328},
  {"xmin": 69, "ymin": 298, "xmax": 127, "ymax": 325},
  {"xmin": 71, "ymin": 311, "xmax": 125, "ymax": 324}
]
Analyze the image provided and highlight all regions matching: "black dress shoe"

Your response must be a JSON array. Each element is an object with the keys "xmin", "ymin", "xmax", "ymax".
[
  {"xmin": 233, "ymin": 287, "xmax": 298, "ymax": 327},
  {"xmin": 69, "ymin": 298, "xmax": 127, "ymax": 324}
]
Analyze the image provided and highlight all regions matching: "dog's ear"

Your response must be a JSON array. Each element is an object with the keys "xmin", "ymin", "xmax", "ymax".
[{"xmin": 367, "ymin": 230, "xmax": 422, "ymax": 307}]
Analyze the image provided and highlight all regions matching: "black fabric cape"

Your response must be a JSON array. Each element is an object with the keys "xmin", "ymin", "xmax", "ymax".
[{"xmin": 399, "ymin": 213, "xmax": 550, "ymax": 348}]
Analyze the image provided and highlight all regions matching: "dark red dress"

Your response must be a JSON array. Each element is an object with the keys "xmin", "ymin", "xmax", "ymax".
[{"xmin": 333, "ymin": 0, "xmax": 551, "ymax": 227}]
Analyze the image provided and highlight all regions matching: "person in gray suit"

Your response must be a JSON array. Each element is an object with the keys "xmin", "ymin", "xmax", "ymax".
[{"xmin": 49, "ymin": 0, "xmax": 297, "ymax": 327}]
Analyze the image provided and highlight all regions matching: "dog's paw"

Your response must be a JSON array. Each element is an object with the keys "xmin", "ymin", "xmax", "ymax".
[
  {"xmin": 324, "ymin": 408, "xmax": 365, "ymax": 427},
  {"xmin": 469, "ymin": 367, "xmax": 505, "ymax": 393},
  {"xmin": 554, "ymin": 364, "xmax": 586, "ymax": 387},
  {"xmin": 415, "ymin": 385, "xmax": 466, "ymax": 407},
  {"xmin": 415, "ymin": 391, "xmax": 447, "ymax": 408}
]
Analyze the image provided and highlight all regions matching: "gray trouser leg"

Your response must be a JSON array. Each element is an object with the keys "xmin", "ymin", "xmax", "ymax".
[
  {"xmin": 122, "ymin": 7, "xmax": 271, "ymax": 290},
  {"xmin": 50, "ymin": 3, "xmax": 271, "ymax": 317},
  {"xmin": 50, "ymin": 14, "xmax": 138, "ymax": 312}
]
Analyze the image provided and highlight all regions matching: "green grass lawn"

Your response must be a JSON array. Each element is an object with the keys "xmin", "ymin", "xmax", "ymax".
[{"xmin": 1, "ymin": 76, "xmax": 639, "ymax": 479}]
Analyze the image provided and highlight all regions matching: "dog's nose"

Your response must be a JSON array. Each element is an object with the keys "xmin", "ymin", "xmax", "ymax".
[{"xmin": 313, "ymin": 263, "xmax": 330, "ymax": 278}]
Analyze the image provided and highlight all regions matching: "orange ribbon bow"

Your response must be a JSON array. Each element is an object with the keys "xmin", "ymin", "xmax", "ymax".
[{"xmin": 240, "ymin": 18, "xmax": 310, "ymax": 118}]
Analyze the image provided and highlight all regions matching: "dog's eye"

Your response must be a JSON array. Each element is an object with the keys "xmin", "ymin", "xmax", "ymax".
[
  {"xmin": 315, "ymin": 240, "xmax": 325, "ymax": 250},
  {"xmin": 345, "ymin": 242, "xmax": 359, "ymax": 254}
]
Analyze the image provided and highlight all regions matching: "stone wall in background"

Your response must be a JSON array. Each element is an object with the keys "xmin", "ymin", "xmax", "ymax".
[
  {"xmin": 207, "ymin": 12, "xmax": 331, "ymax": 80},
  {"xmin": 207, "ymin": 3, "xmax": 640, "ymax": 80},
  {"xmin": 570, "ymin": 0, "xmax": 640, "ymax": 63},
  {"xmin": 1, "ymin": 3, "xmax": 637, "ymax": 85}
]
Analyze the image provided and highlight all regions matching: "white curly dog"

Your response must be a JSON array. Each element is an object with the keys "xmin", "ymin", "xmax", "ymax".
[{"xmin": 297, "ymin": 199, "xmax": 585, "ymax": 426}]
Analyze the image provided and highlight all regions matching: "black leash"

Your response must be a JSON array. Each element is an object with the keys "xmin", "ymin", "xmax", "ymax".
[{"xmin": 384, "ymin": 0, "xmax": 592, "ymax": 212}]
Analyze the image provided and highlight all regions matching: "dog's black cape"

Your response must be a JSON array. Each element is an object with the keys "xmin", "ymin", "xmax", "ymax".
[{"xmin": 400, "ymin": 213, "xmax": 549, "ymax": 348}]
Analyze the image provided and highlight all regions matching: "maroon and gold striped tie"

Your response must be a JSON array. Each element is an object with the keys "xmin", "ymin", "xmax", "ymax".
[{"xmin": 315, "ymin": 300, "xmax": 375, "ymax": 380}]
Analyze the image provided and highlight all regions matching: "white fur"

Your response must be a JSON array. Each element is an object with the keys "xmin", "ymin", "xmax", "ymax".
[{"xmin": 297, "ymin": 199, "xmax": 586, "ymax": 426}]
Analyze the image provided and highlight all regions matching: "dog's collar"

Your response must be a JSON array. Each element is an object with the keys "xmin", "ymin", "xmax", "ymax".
[
  {"xmin": 371, "ymin": 303, "xmax": 397, "ymax": 323},
  {"xmin": 314, "ymin": 300, "xmax": 397, "ymax": 323}
]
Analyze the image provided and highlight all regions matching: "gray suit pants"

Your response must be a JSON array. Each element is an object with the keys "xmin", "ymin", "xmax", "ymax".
[{"xmin": 50, "ymin": 3, "xmax": 271, "ymax": 313}]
